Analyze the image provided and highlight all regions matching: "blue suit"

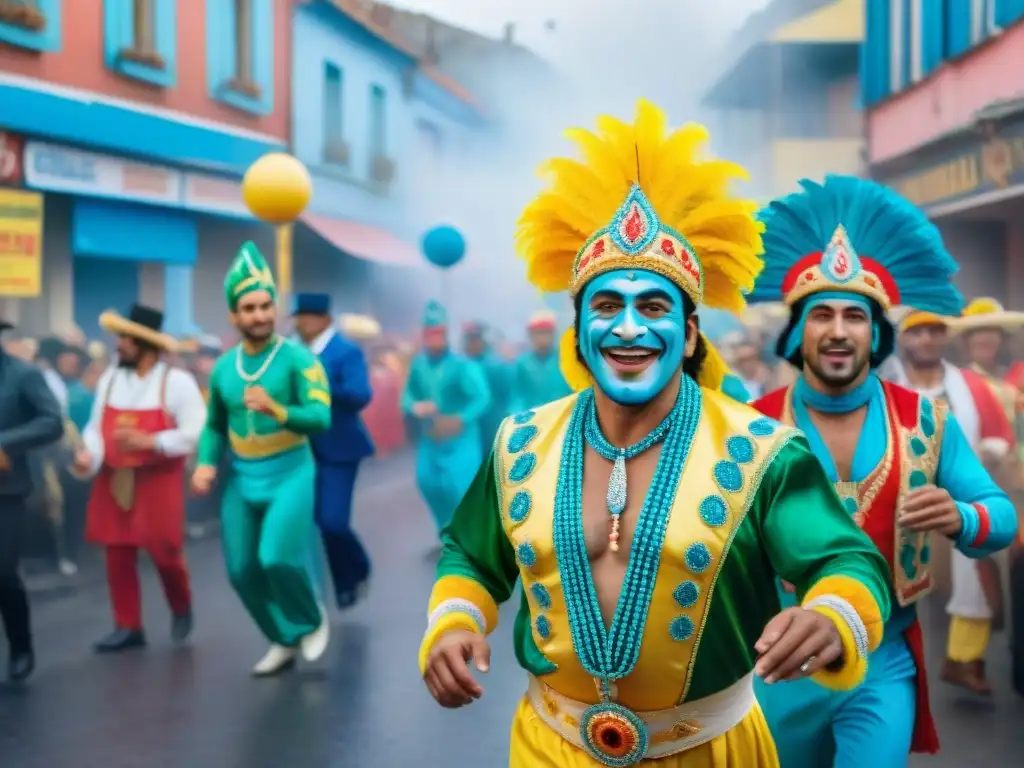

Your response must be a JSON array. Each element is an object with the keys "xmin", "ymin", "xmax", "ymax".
[{"xmin": 308, "ymin": 331, "xmax": 375, "ymax": 609}]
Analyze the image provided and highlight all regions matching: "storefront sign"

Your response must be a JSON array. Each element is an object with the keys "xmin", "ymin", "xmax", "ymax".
[
  {"xmin": 884, "ymin": 121, "xmax": 1024, "ymax": 210},
  {"xmin": 0, "ymin": 132, "xmax": 23, "ymax": 186},
  {"xmin": 0, "ymin": 189, "xmax": 43, "ymax": 297},
  {"xmin": 23, "ymin": 141, "xmax": 253, "ymax": 218}
]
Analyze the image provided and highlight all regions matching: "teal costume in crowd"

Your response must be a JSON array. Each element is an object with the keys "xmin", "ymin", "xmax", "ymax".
[
  {"xmin": 402, "ymin": 301, "xmax": 491, "ymax": 531},
  {"xmin": 463, "ymin": 321, "xmax": 512, "ymax": 457},
  {"xmin": 511, "ymin": 311, "xmax": 571, "ymax": 411}
]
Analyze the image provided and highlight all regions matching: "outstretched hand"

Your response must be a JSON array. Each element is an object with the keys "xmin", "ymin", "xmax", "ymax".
[
  {"xmin": 754, "ymin": 607, "xmax": 843, "ymax": 684},
  {"xmin": 423, "ymin": 629, "xmax": 490, "ymax": 708}
]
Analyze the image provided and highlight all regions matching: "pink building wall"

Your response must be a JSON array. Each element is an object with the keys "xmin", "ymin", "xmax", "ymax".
[
  {"xmin": 867, "ymin": 21, "xmax": 1024, "ymax": 164},
  {"xmin": 0, "ymin": 1, "xmax": 294, "ymax": 142}
]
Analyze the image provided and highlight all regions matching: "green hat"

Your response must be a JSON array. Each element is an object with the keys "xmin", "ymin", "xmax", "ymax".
[
  {"xmin": 423, "ymin": 300, "xmax": 448, "ymax": 328},
  {"xmin": 224, "ymin": 241, "xmax": 276, "ymax": 310}
]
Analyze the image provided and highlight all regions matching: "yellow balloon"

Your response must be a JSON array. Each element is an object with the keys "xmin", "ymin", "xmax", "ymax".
[{"xmin": 242, "ymin": 153, "xmax": 313, "ymax": 223}]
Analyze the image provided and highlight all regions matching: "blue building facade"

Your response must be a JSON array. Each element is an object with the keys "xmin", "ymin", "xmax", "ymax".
[
  {"xmin": 0, "ymin": 0, "xmax": 289, "ymax": 339},
  {"xmin": 861, "ymin": 0, "xmax": 1024, "ymax": 107},
  {"xmin": 290, "ymin": 0, "xmax": 484, "ymax": 327}
]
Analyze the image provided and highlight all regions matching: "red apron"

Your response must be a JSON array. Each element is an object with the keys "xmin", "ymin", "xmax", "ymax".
[
  {"xmin": 754, "ymin": 382, "xmax": 940, "ymax": 754},
  {"xmin": 85, "ymin": 368, "xmax": 186, "ymax": 551}
]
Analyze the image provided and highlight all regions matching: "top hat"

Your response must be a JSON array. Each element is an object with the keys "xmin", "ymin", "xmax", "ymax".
[{"xmin": 99, "ymin": 304, "xmax": 177, "ymax": 351}]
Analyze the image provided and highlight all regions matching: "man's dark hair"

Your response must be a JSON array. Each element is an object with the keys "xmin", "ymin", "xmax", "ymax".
[{"xmin": 572, "ymin": 292, "xmax": 705, "ymax": 381}]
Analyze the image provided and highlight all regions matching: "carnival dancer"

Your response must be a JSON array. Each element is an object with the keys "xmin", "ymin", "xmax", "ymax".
[
  {"xmin": 463, "ymin": 321, "xmax": 513, "ymax": 457},
  {"xmin": 511, "ymin": 310, "xmax": 572, "ymax": 411},
  {"xmin": 293, "ymin": 293, "xmax": 374, "ymax": 610},
  {"xmin": 190, "ymin": 243, "xmax": 331, "ymax": 676},
  {"xmin": 887, "ymin": 306, "xmax": 1017, "ymax": 697},
  {"xmin": 402, "ymin": 301, "xmax": 491, "ymax": 535},
  {"xmin": 746, "ymin": 176, "xmax": 1018, "ymax": 764},
  {"xmin": 73, "ymin": 305, "xmax": 206, "ymax": 653},
  {"xmin": 419, "ymin": 101, "xmax": 892, "ymax": 768}
]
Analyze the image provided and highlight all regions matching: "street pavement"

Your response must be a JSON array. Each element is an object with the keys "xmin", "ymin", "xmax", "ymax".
[{"xmin": 1, "ymin": 451, "xmax": 1022, "ymax": 767}]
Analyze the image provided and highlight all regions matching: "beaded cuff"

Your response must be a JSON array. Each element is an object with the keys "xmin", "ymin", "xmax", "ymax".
[
  {"xmin": 805, "ymin": 594, "xmax": 869, "ymax": 662},
  {"xmin": 427, "ymin": 598, "xmax": 486, "ymax": 636}
]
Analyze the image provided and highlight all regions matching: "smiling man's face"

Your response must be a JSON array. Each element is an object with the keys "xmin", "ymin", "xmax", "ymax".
[
  {"xmin": 578, "ymin": 269, "xmax": 693, "ymax": 405},
  {"xmin": 801, "ymin": 298, "xmax": 872, "ymax": 391}
]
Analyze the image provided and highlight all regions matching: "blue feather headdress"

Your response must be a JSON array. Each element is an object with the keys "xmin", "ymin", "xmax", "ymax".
[{"xmin": 748, "ymin": 175, "xmax": 963, "ymax": 316}]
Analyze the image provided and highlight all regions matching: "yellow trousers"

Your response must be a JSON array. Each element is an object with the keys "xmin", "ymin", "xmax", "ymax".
[
  {"xmin": 508, "ymin": 696, "xmax": 780, "ymax": 767},
  {"xmin": 946, "ymin": 616, "xmax": 991, "ymax": 663}
]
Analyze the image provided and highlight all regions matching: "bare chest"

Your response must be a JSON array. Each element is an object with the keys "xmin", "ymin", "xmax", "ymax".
[{"xmin": 806, "ymin": 408, "xmax": 867, "ymax": 482}]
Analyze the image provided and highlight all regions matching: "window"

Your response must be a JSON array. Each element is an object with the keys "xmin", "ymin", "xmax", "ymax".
[
  {"xmin": 909, "ymin": 0, "xmax": 922, "ymax": 82},
  {"xmin": 0, "ymin": 0, "xmax": 60, "ymax": 52},
  {"xmin": 889, "ymin": 0, "xmax": 904, "ymax": 93},
  {"xmin": 369, "ymin": 85, "xmax": 387, "ymax": 157},
  {"xmin": 323, "ymin": 63, "xmax": 347, "ymax": 166},
  {"xmin": 234, "ymin": 0, "xmax": 253, "ymax": 87},
  {"xmin": 207, "ymin": 0, "xmax": 274, "ymax": 116},
  {"xmin": 103, "ymin": 0, "xmax": 176, "ymax": 87}
]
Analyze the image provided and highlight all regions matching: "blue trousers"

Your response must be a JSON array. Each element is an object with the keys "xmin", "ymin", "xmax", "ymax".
[
  {"xmin": 755, "ymin": 635, "xmax": 916, "ymax": 767},
  {"xmin": 314, "ymin": 461, "xmax": 370, "ymax": 608},
  {"xmin": 416, "ymin": 434, "xmax": 481, "ymax": 532}
]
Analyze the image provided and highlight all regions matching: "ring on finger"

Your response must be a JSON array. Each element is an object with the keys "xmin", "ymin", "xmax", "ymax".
[{"xmin": 800, "ymin": 656, "xmax": 817, "ymax": 674}]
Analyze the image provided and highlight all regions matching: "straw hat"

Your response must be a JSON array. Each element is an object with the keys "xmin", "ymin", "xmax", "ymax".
[
  {"xmin": 338, "ymin": 313, "xmax": 382, "ymax": 341},
  {"xmin": 949, "ymin": 297, "xmax": 1024, "ymax": 333},
  {"xmin": 98, "ymin": 304, "xmax": 177, "ymax": 351}
]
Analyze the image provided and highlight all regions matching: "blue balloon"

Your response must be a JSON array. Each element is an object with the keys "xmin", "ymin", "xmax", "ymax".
[{"xmin": 422, "ymin": 225, "xmax": 466, "ymax": 269}]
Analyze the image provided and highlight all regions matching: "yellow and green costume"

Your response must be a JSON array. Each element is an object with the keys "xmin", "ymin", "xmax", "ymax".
[
  {"xmin": 197, "ymin": 242, "xmax": 331, "ymax": 646},
  {"xmin": 418, "ymin": 102, "xmax": 891, "ymax": 766}
]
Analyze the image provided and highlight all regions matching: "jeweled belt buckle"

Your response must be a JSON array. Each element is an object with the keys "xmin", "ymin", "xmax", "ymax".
[{"xmin": 579, "ymin": 702, "xmax": 648, "ymax": 767}]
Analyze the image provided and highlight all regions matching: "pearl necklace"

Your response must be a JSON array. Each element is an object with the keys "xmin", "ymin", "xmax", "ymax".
[
  {"xmin": 235, "ymin": 337, "xmax": 284, "ymax": 383},
  {"xmin": 583, "ymin": 396, "xmax": 674, "ymax": 552}
]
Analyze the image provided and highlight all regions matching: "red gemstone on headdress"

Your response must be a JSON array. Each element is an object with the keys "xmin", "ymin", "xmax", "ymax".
[
  {"xmin": 804, "ymin": 271, "xmax": 814, "ymax": 280},
  {"xmin": 624, "ymin": 207, "xmax": 644, "ymax": 243},
  {"xmin": 661, "ymin": 239, "xmax": 675, "ymax": 256},
  {"xmin": 592, "ymin": 240, "xmax": 606, "ymax": 257}
]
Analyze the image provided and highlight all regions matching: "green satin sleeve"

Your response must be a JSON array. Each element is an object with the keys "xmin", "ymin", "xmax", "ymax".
[
  {"xmin": 757, "ymin": 437, "xmax": 891, "ymax": 618},
  {"xmin": 437, "ymin": 451, "xmax": 520, "ymax": 603}
]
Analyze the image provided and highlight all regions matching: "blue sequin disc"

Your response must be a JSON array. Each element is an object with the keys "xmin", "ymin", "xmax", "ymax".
[
  {"xmin": 684, "ymin": 542, "xmax": 712, "ymax": 574},
  {"xmin": 508, "ymin": 424, "xmax": 539, "ymax": 454},
  {"xmin": 669, "ymin": 615, "xmax": 695, "ymax": 642},
  {"xmin": 673, "ymin": 581, "xmax": 700, "ymax": 608},
  {"xmin": 909, "ymin": 436, "xmax": 927, "ymax": 457},
  {"xmin": 713, "ymin": 460, "xmax": 743, "ymax": 493},
  {"xmin": 699, "ymin": 495, "xmax": 728, "ymax": 527},
  {"xmin": 726, "ymin": 435, "xmax": 755, "ymax": 464},
  {"xmin": 909, "ymin": 469, "xmax": 927, "ymax": 488},
  {"xmin": 748, "ymin": 417, "xmax": 777, "ymax": 437},
  {"xmin": 535, "ymin": 615, "xmax": 551, "ymax": 639},
  {"xmin": 517, "ymin": 541, "xmax": 537, "ymax": 568},
  {"xmin": 513, "ymin": 411, "xmax": 536, "ymax": 425},
  {"xmin": 509, "ymin": 452, "xmax": 537, "ymax": 483},
  {"xmin": 530, "ymin": 582, "xmax": 552, "ymax": 610},
  {"xmin": 509, "ymin": 491, "xmax": 532, "ymax": 523}
]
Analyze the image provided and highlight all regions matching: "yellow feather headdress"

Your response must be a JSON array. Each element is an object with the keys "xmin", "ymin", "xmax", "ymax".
[{"xmin": 516, "ymin": 99, "xmax": 764, "ymax": 391}]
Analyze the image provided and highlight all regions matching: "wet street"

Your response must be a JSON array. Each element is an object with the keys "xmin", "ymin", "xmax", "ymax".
[{"xmin": 1, "ymin": 451, "xmax": 1022, "ymax": 767}]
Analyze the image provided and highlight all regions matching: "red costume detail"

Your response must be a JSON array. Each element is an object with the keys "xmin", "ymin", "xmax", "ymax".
[
  {"xmin": 780, "ymin": 252, "xmax": 901, "ymax": 305},
  {"xmin": 660, "ymin": 239, "xmax": 675, "ymax": 256},
  {"xmin": 960, "ymin": 367, "xmax": 1015, "ymax": 444},
  {"xmin": 971, "ymin": 503, "xmax": 992, "ymax": 548},
  {"xmin": 623, "ymin": 208, "xmax": 643, "ymax": 241},
  {"xmin": 753, "ymin": 381, "xmax": 939, "ymax": 754},
  {"xmin": 86, "ymin": 370, "xmax": 191, "ymax": 629}
]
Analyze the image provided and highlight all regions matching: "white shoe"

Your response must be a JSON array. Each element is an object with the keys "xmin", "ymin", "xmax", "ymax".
[
  {"xmin": 252, "ymin": 644, "xmax": 297, "ymax": 677},
  {"xmin": 58, "ymin": 559, "xmax": 78, "ymax": 577},
  {"xmin": 300, "ymin": 606, "xmax": 330, "ymax": 663}
]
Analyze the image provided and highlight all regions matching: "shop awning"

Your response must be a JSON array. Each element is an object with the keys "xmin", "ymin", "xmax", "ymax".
[
  {"xmin": 301, "ymin": 213, "xmax": 422, "ymax": 267},
  {"xmin": 770, "ymin": 0, "xmax": 863, "ymax": 44}
]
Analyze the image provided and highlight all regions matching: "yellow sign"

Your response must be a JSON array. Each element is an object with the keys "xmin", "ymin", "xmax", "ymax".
[{"xmin": 0, "ymin": 188, "xmax": 43, "ymax": 297}]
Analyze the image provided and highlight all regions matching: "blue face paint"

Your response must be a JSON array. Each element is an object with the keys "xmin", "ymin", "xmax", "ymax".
[
  {"xmin": 579, "ymin": 269, "xmax": 687, "ymax": 405},
  {"xmin": 784, "ymin": 291, "xmax": 879, "ymax": 360}
]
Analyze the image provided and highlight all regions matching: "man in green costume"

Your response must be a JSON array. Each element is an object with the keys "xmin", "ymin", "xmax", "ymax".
[
  {"xmin": 462, "ymin": 321, "xmax": 513, "ymax": 459},
  {"xmin": 191, "ymin": 242, "xmax": 331, "ymax": 676},
  {"xmin": 511, "ymin": 310, "xmax": 572, "ymax": 411}
]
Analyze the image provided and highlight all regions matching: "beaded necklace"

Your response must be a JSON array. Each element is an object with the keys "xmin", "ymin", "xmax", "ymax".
[
  {"xmin": 554, "ymin": 376, "xmax": 701, "ymax": 683},
  {"xmin": 236, "ymin": 336, "xmax": 285, "ymax": 441},
  {"xmin": 583, "ymin": 398, "xmax": 674, "ymax": 552}
]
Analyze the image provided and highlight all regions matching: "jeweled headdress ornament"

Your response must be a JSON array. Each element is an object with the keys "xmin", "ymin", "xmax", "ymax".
[
  {"xmin": 224, "ymin": 241, "xmax": 276, "ymax": 310},
  {"xmin": 749, "ymin": 175, "xmax": 962, "ymax": 315},
  {"xmin": 515, "ymin": 99, "xmax": 764, "ymax": 390}
]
